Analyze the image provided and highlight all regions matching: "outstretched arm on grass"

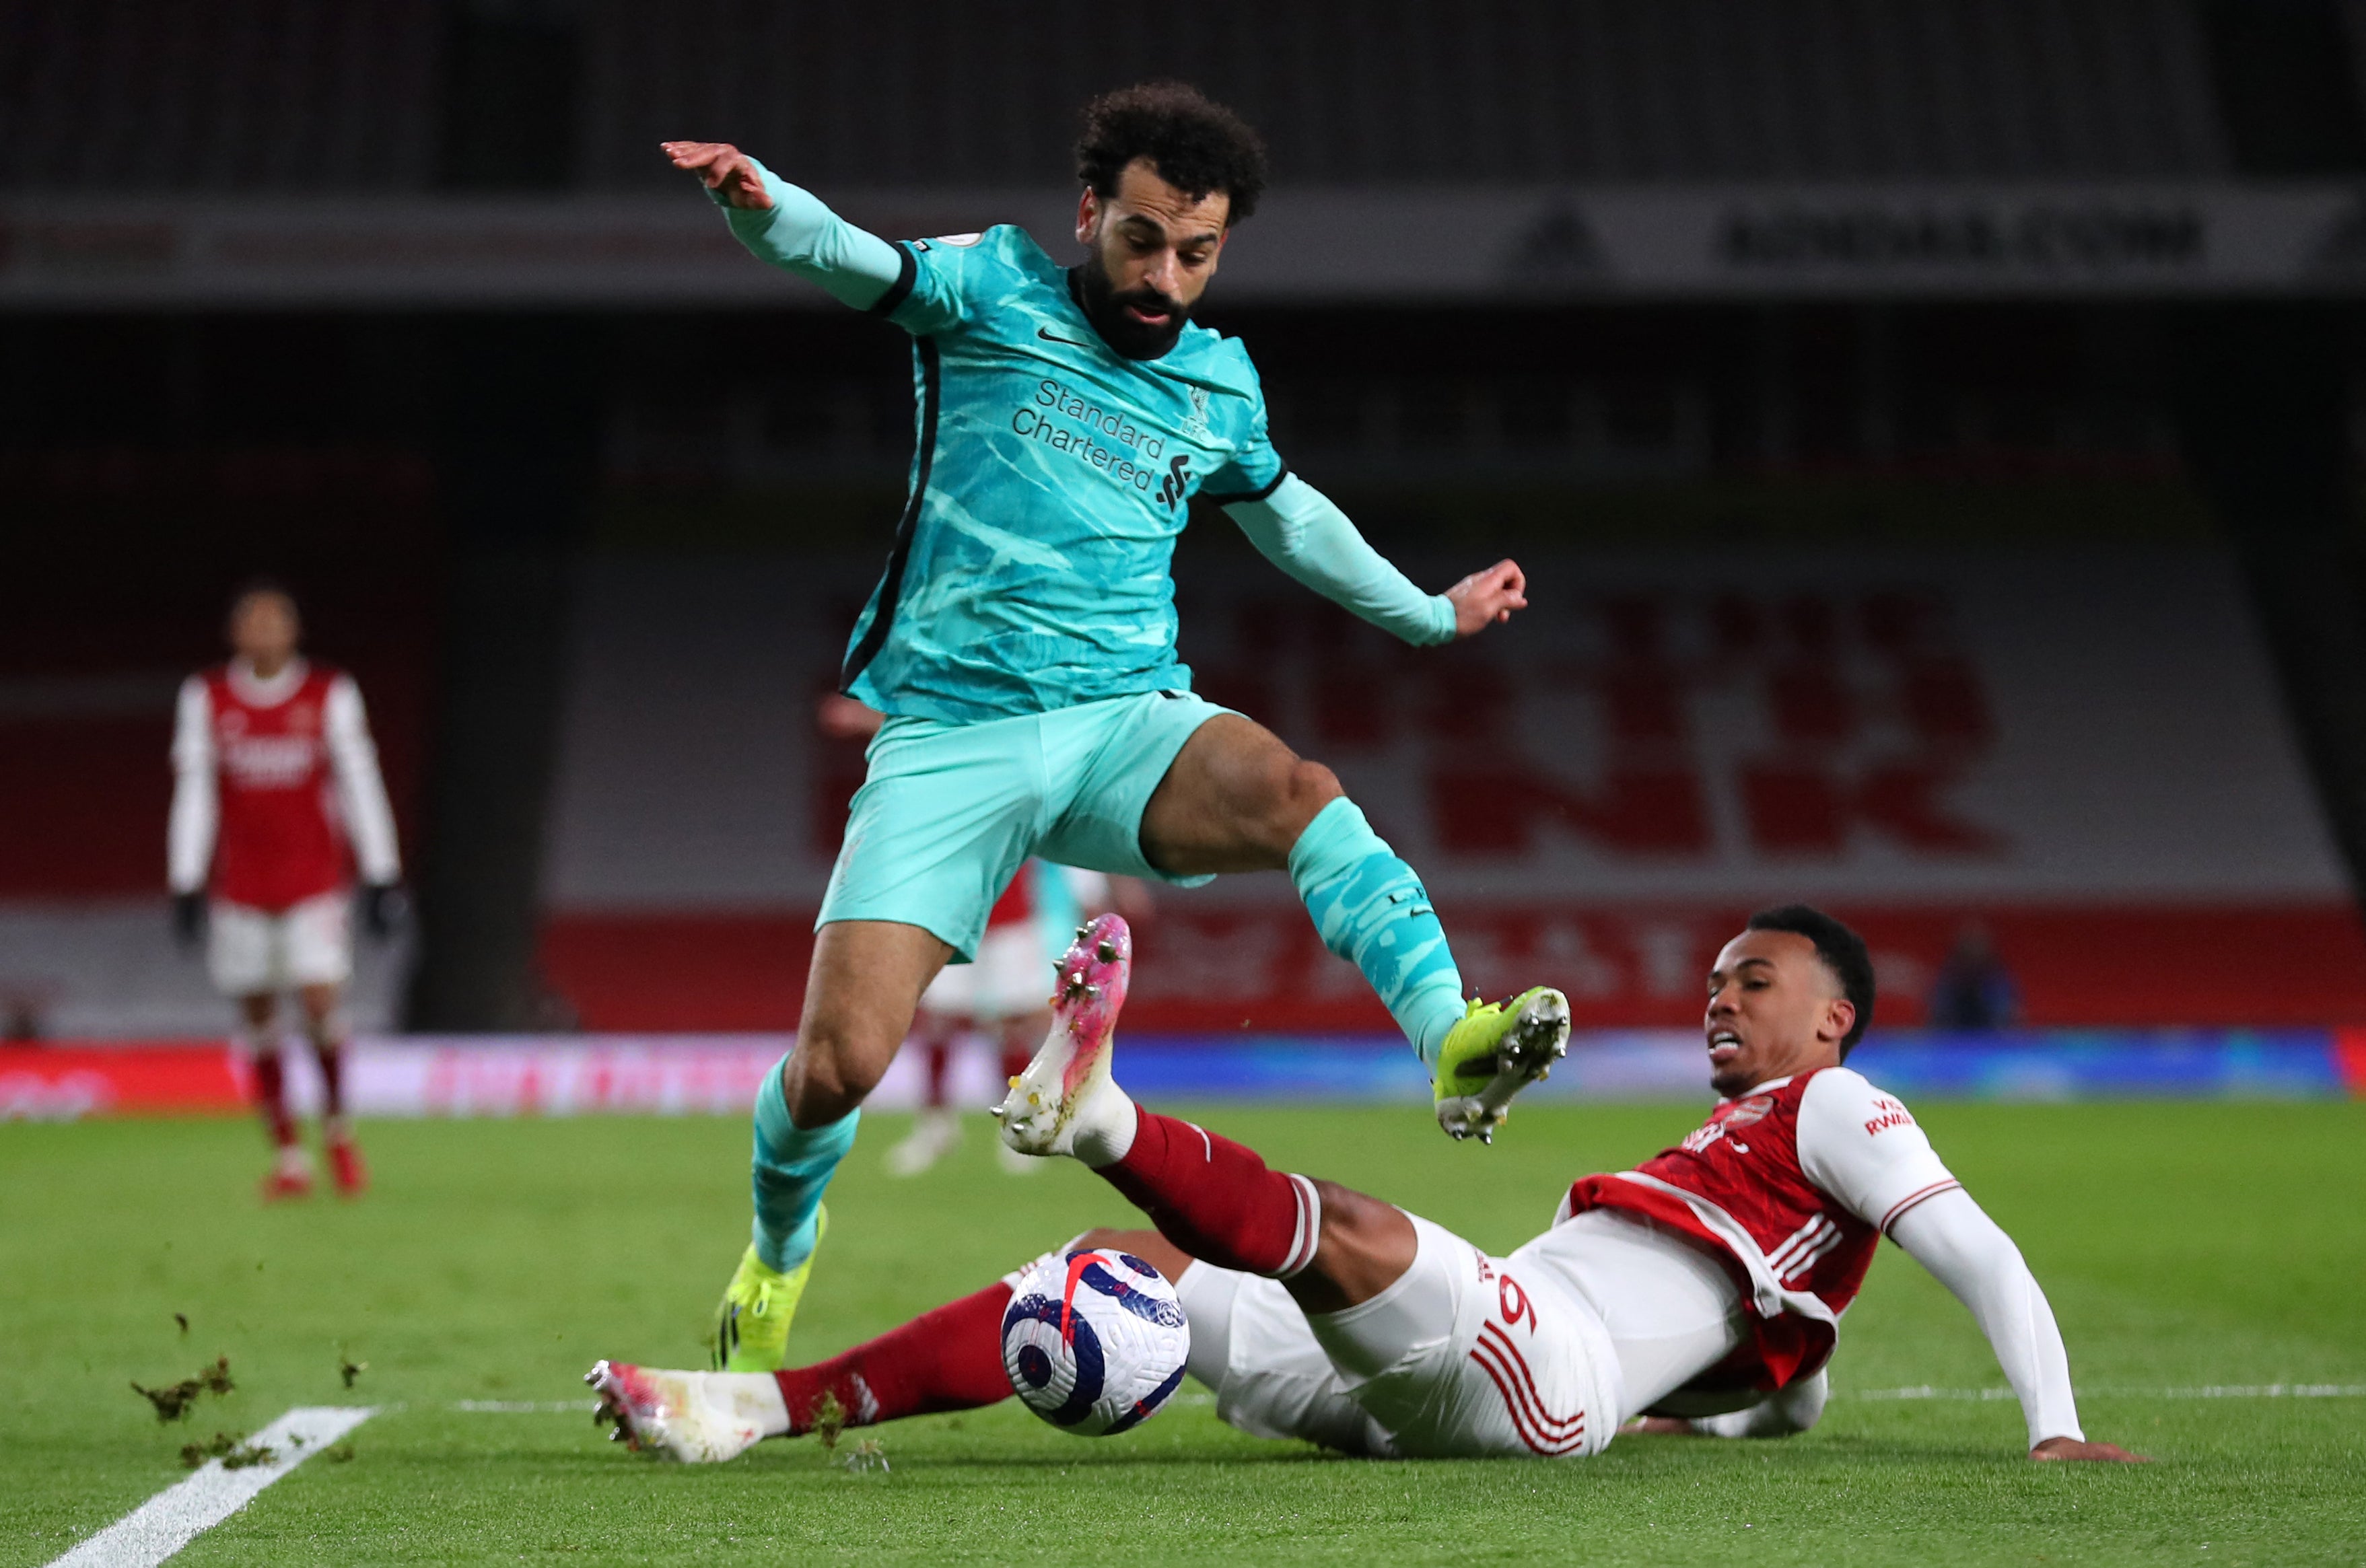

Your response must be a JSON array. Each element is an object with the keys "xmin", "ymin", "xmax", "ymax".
[{"xmin": 1889, "ymin": 1191, "xmax": 2145, "ymax": 1462}]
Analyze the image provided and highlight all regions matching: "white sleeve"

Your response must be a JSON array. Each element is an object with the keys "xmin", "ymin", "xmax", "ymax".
[
  {"xmin": 167, "ymin": 676, "xmax": 217, "ymax": 894},
  {"xmin": 1797, "ymin": 1069, "xmax": 2081, "ymax": 1450},
  {"xmin": 1687, "ymin": 1368, "xmax": 1828, "ymax": 1439},
  {"xmin": 1889, "ymin": 1190, "xmax": 2084, "ymax": 1448},
  {"xmin": 325, "ymin": 676, "xmax": 401, "ymax": 884},
  {"xmin": 1794, "ymin": 1068, "xmax": 1962, "ymax": 1232}
]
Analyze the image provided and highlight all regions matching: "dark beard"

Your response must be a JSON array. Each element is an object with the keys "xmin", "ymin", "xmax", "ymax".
[{"xmin": 1070, "ymin": 256, "xmax": 1189, "ymax": 361}]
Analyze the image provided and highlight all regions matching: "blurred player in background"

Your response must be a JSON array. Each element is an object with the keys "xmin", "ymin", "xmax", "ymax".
[
  {"xmin": 169, "ymin": 584, "xmax": 404, "ymax": 1199},
  {"xmin": 1926, "ymin": 920, "xmax": 2021, "ymax": 1030},
  {"xmin": 817, "ymin": 693, "xmax": 1147, "ymax": 1177},
  {"xmin": 676, "ymin": 83, "xmax": 1562, "ymax": 1375}
]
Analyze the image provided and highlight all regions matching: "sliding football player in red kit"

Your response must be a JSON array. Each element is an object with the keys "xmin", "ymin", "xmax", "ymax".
[{"xmin": 592, "ymin": 906, "xmax": 2142, "ymax": 1468}]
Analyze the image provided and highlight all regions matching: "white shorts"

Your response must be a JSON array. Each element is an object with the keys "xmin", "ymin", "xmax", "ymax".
[
  {"xmin": 917, "ymin": 921, "xmax": 1049, "ymax": 1023},
  {"xmin": 1175, "ymin": 1213, "xmax": 1626, "ymax": 1460},
  {"xmin": 207, "ymin": 892, "xmax": 352, "ymax": 995},
  {"xmin": 1511, "ymin": 1209, "xmax": 1746, "ymax": 1417}
]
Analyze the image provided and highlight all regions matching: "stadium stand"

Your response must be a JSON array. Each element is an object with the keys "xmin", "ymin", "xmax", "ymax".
[
  {"xmin": 1, "ymin": 0, "xmax": 2243, "ymax": 192},
  {"xmin": 0, "ymin": 0, "xmax": 442, "ymax": 192},
  {"xmin": 531, "ymin": 546, "xmax": 2366, "ymax": 1032},
  {"xmin": 573, "ymin": 0, "xmax": 2233, "ymax": 186},
  {"xmin": 11, "ymin": 0, "xmax": 2366, "ymax": 1040}
]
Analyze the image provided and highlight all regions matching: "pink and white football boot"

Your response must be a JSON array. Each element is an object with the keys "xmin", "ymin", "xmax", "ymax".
[
  {"xmin": 585, "ymin": 1360, "xmax": 770, "ymax": 1463},
  {"xmin": 994, "ymin": 914, "xmax": 1131, "ymax": 1159}
]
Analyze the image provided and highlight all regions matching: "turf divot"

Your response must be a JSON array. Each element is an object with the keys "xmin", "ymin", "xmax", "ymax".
[{"xmin": 45, "ymin": 1406, "xmax": 374, "ymax": 1568}]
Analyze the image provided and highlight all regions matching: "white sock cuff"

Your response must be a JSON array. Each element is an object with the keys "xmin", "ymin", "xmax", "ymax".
[
  {"xmin": 711, "ymin": 1370, "xmax": 794, "ymax": 1437},
  {"xmin": 1274, "ymin": 1174, "xmax": 1323, "ymax": 1279},
  {"xmin": 1072, "ymin": 1083, "xmax": 1140, "ymax": 1168}
]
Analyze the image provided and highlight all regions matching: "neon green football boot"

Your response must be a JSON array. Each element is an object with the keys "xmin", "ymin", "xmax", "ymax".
[
  {"xmin": 710, "ymin": 1204, "xmax": 826, "ymax": 1372},
  {"xmin": 1432, "ymin": 987, "xmax": 1571, "ymax": 1143}
]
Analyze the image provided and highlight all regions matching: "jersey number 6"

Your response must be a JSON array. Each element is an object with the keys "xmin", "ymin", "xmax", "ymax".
[{"xmin": 1498, "ymin": 1275, "xmax": 1535, "ymax": 1334}]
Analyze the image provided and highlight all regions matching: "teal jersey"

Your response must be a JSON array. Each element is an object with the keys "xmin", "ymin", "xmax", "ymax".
[{"xmin": 844, "ymin": 226, "xmax": 1287, "ymax": 723}]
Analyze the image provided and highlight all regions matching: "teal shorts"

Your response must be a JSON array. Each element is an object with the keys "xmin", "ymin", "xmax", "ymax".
[{"xmin": 818, "ymin": 690, "xmax": 1232, "ymax": 959}]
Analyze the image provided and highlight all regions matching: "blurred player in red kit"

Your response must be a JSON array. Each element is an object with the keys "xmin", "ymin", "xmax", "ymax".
[
  {"xmin": 815, "ymin": 694, "xmax": 1148, "ymax": 1176},
  {"xmin": 168, "ymin": 585, "xmax": 404, "ymax": 1199}
]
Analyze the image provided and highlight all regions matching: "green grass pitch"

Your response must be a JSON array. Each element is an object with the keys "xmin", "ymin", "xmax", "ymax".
[{"xmin": 3, "ymin": 1100, "xmax": 2361, "ymax": 1565}]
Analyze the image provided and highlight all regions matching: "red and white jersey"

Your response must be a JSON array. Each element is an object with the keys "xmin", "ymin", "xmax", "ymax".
[
  {"xmin": 985, "ymin": 861, "xmax": 1111, "ymax": 934},
  {"xmin": 984, "ymin": 864, "xmax": 1037, "ymax": 930},
  {"xmin": 1558, "ymin": 1067, "xmax": 1960, "ymax": 1396},
  {"xmin": 168, "ymin": 657, "xmax": 401, "ymax": 912}
]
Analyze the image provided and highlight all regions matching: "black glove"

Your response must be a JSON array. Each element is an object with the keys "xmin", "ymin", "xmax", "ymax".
[
  {"xmin": 171, "ymin": 892, "xmax": 207, "ymax": 952},
  {"xmin": 360, "ymin": 882, "xmax": 409, "ymax": 941}
]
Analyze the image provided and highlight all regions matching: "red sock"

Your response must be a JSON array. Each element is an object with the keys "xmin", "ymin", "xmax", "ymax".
[
  {"xmin": 313, "ymin": 1042, "xmax": 347, "ymax": 1122},
  {"xmin": 1097, "ymin": 1108, "xmax": 1321, "ymax": 1279},
  {"xmin": 772, "ymin": 1281, "xmax": 1014, "ymax": 1434},
  {"xmin": 923, "ymin": 1042, "xmax": 951, "ymax": 1108},
  {"xmin": 252, "ymin": 1050, "xmax": 298, "ymax": 1149}
]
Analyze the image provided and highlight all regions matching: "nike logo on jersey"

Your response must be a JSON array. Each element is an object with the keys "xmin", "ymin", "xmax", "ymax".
[{"xmin": 1037, "ymin": 326, "xmax": 1098, "ymax": 350}]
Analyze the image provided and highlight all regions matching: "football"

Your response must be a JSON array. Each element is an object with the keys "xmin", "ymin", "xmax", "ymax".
[{"xmin": 1000, "ymin": 1246, "xmax": 1191, "ymax": 1437}]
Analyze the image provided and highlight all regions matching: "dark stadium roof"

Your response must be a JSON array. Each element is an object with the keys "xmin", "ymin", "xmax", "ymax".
[
  {"xmin": 0, "ymin": 0, "xmax": 2284, "ymax": 193},
  {"xmin": 0, "ymin": 0, "xmax": 444, "ymax": 193},
  {"xmin": 580, "ymin": 0, "xmax": 2237, "ymax": 186}
]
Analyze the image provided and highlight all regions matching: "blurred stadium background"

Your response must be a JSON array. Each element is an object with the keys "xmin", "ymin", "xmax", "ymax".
[{"xmin": 10, "ymin": 0, "xmax": 2366, "ymax": 1115}]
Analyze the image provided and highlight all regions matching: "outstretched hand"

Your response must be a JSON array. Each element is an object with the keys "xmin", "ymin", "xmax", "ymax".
[
  {"xmin": 660, "ymin": 141, "xmax": 772, "ymax": 210},
  {"xmin": 2031, "ymin": 1436, "xmax": 2148, "ymax": 1463},
  {"xmin": 1446, "ymin": 559, "xmax": 1528, "ymax": 637}
]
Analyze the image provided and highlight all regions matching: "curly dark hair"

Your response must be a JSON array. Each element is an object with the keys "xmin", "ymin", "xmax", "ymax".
[{"xmin": 1075, "ymin": 82, "xmax": 1268, "ymax": 224}]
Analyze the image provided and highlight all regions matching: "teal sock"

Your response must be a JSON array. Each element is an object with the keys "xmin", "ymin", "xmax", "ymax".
[
  {"xmin": 1289, "ymin": 797, "xmax": 1467, "ymax": 1069},
  {"xmin": 750, "ymin": 1055, "xmax": 860, "ymax": 1273}
]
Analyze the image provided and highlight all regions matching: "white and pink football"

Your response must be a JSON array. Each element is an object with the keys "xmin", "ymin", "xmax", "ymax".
[{"xmin": 1001, "ymin": 1246, "xmax": 1190, "ymax": 1437}]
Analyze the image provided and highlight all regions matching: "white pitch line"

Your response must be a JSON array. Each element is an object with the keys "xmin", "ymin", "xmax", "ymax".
[
  {"xmin": 1853, "ymin": 1384, "xmax": 2366, "ymax": 1401},
  {"xmin": 448, "ymin": 1400, "xmax": 598, "ymax": 1413},
  {"xmin": 48, "ymin": 1405, "xmax": 374, "ymax": 1568}
]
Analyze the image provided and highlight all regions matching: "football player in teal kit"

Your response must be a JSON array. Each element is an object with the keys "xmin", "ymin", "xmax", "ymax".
[{"xmin": 666, "ymin": 84, "xmax": 1568, "ymax": 1370}]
